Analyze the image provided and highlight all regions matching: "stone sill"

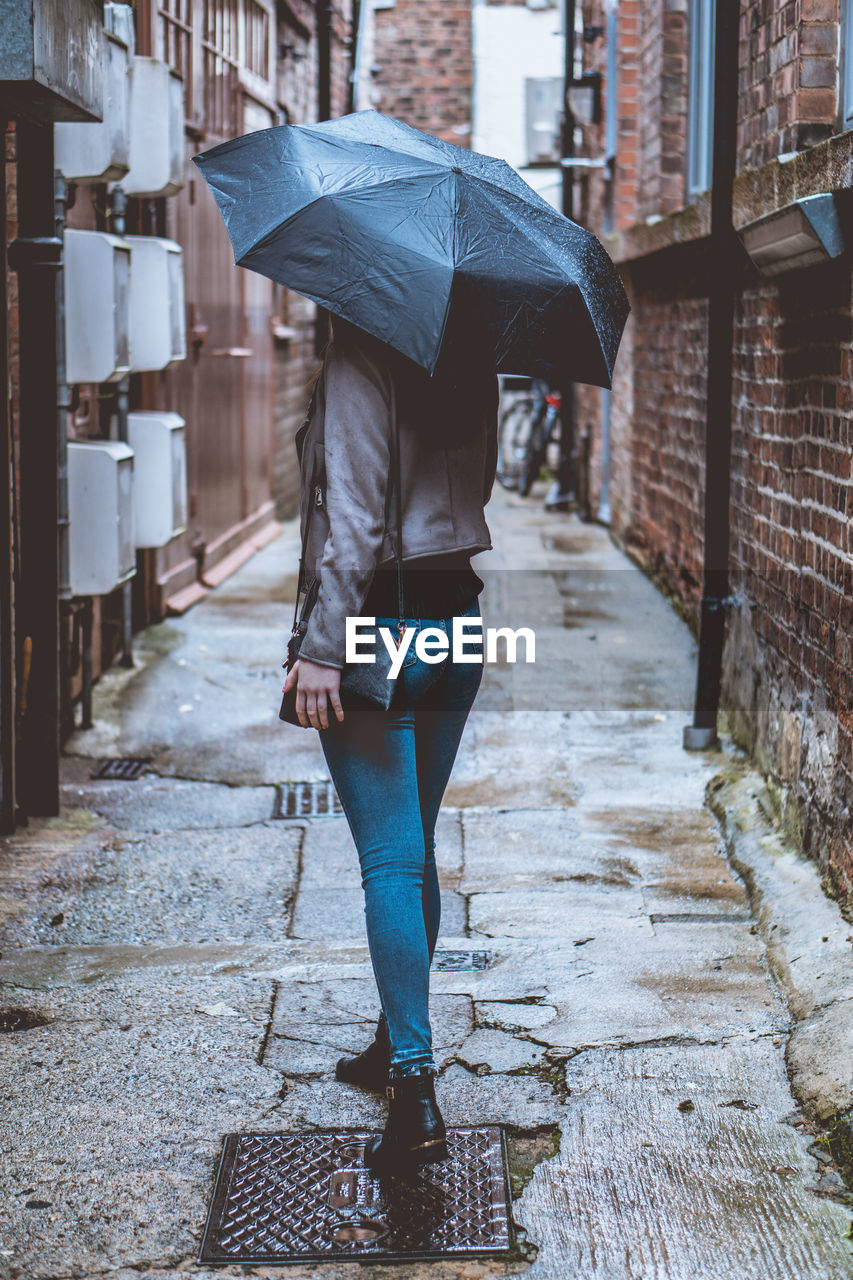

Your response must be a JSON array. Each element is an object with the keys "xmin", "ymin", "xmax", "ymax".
[{"xmin": 605, "ymin": 128, "xmax": 853, "ymax": 265}]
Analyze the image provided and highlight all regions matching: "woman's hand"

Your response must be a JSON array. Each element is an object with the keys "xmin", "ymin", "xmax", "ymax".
[{"xmin": 282, "ymin": 657, "xmax": 344, "ymax": 729}]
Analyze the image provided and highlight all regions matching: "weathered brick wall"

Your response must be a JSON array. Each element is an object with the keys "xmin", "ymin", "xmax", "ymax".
[
  {"xmin": 573, "ymin": 0, "xmax": 853, "ymax": 904},
  {"xmin": 637, "ymin": 0, "xmax": 689, "ymax": 217},
  {"xmin": 372, "ymin": 0, "xmax": 473, "ymax": 146},
  {"xmin": 724, "ymin": 264, "xmax": 853, "ymax": 900},
  {"xmin": 739, "ymin": 0, "xmax": 839, "ymax": 169},
  {"xmin": 608, "ymin": 253, "xmax": 708, "ymax": 600}
]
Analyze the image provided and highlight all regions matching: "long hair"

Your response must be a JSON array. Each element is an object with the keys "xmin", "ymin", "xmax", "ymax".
[{"xmin": 329, "ymin": 314, "xmax": 494, "ymax": 449}]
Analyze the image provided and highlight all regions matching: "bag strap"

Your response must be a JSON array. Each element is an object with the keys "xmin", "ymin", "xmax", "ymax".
[
  {"xmin": 292, "ymin": 361, "xmax": 405, "ymax": 637},
  {"xmin": 291, "ymin": 380, "xmax": 321, "ymax": 636},
  {"xmin": 388, "ymin": 375, "xmax": 405, "ymax": 624}
]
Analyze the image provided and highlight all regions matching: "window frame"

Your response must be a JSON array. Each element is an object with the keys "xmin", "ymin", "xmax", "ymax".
[
  {"xmin": 687, "ymin": 0, "xmax": 715, "ymax": 199},
  {"xmin": 843, "ymin": 0, "xmax": 853, "ymax": 127}
]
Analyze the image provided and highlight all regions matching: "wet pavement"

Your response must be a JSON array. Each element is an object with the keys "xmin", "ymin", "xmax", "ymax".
[{"xmin": 0, "ymin": 486, "xmax": 851, "ymax": 1278}]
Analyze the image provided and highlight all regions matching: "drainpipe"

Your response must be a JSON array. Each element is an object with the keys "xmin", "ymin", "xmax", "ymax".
[
  {"xmin": 597, "ymin": 388, "xmax": 612, "ymax": 524},
  {"xmin": 317, "ymin": 0, "xmax": 332, "ymax": 122},
  {"xmin": 315, "ymin": 0, "xmax": 333, "ymax": 355},
  {"xmin": 0, "ymin": 117, "xmax": 14, "ymax": 831},
  {"xmin": 110, "ymin": 185, "xmax": 134, "ymax": 669},
  {"xmin": 683, "ymin": 0, "xmax": 740, "ymax": 751},
  {"xmin": 55, "ymin": 170, "xmax": 76, "ymax": 742},
  {"xmin": 553, "ymin": 0, "xmax": 577, "ymax": 509},
  {"xmin": 8, "ymin": 120, "xmax": 62, "ymax": 816}
]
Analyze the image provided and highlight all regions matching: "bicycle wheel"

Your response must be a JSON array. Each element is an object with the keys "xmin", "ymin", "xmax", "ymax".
[
  {"xmin": 497, "ymin": 396, "xmax": 535, "ymax": 490},
  {"xmin": 518, "ymin": 413, "xmax": 548, "ymax": 497}
]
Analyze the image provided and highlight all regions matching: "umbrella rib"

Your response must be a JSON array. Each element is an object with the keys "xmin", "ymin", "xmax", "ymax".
[
  {"xmin": 459, "ymin": 180, "xmax": 614, "ymax": 354},
  {"xmin": 241, "ymin": 168, "xmax": 458, "ymax": 263}
]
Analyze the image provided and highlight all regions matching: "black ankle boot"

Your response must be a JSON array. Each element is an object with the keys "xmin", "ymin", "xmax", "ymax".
[
  {"xmin": 335, "ymin": 1013, "xmax": 390, "ymax": 1090},
  {"xmin": 364, "ymin": 1069, "xmax": 448, "ymax": 1173}
]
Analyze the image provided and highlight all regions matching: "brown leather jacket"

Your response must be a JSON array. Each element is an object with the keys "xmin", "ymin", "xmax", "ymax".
[{"xmin": 296, "ymin": 337, "xmax": 499, "ymax": 668}]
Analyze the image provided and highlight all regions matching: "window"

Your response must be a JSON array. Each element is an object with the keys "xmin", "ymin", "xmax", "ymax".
[
  {"xmin": 203, "ymin": 0, "xmax": 240, "ymax": 137},
  {"xmin": 844, "ymin": 0, "xmax": 853, "ymax": 126},
  {"xmin": 244, "ymin": 0, "xmax": 271, "ymax": 81},
  {"xmin": 687, "ymin": 0, "xmax": 715, "ymax": 197},
  {"xmin": 158, "ymin": 0, "xmax": 194, "ymax": 116},
  {"xmin": 525, "ymin": 78, "xmax": 563, "ymax": 165}
]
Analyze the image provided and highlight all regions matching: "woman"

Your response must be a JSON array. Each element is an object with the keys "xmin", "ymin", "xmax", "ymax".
[{"xmin": 282, "ymin": 315, "xmax": 498, "ymax": 1173}]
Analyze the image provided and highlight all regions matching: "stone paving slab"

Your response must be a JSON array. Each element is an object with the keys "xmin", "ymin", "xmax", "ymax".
[
  {"xmin": 298, "ymin": 811, "xmax": 462, "ymax": 889},
  {"xmin": 0, "ymin": 976, "xmax": 281, "ymax": 1280},
  {"xmin": 468, "ymin": 886, "xmax": 651, "ymax": 938},
  {"xmin": 6, "ymin": 824, "xmax": 301, "ymax": 947},
  {"xmin": 519, "ymin": 1037, "xmax": 853, "ymax": 1279},
  {"xmin": 61, "ymin": 764, "xmax": 276, "ymax": 832}
]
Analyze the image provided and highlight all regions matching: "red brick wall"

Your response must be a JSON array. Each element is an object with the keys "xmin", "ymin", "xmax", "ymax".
[
  {"xmin": 724, "ymin": 265, "xmax": 853, "ymax": 899},
  {"xmin": 372, "ymin": 0, "xmax": 473, "ymax": 146},
  {"xmin": 608, "ymin": 254, "xmax": 707, "ymax": 599},
  {"xmin": 637, "ymin": 0, "xmax": 689, "ymax": 216},
  {"xmin": 738, "ymin": 0, "xmax": 839, "ymax": 169},
  {"xmin": 574, "ymin": 0, "xmax": 853, "ymax": 904}
]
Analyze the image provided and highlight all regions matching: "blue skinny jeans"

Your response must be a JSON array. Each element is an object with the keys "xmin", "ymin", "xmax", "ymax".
[{"xmin": 319, "ymin": 601, "xmax": 483, "ymax": 1076}]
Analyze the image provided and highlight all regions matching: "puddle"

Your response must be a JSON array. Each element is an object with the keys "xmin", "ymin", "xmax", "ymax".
[{"xmin": 0, "ymin": 1006, "xmax": 50, "ymax": 1032}]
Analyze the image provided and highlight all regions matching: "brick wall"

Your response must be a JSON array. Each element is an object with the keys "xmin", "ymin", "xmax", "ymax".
[
  {"xmin": 372, "ymin": 0, "xmax": 473, "ymax": 146},
  {"xmin": 724, "ymin": 263, "xmax": 853, "ymax": 900},
  {"xmin": 572, "ymin": 0, "xmax": 853, "ymax": 906},
  {"xmin": 739, "ymin": 0, "xmax": 839, "ymax": 170},
  {"xmin": 637, "ymin": 0, "xmax": 689, "ymax": 216}
]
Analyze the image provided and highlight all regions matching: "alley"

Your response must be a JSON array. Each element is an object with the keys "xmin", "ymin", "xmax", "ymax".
[{"xmin": 0, "ymin": 488, "xmax": 851, "ymax": 1279}]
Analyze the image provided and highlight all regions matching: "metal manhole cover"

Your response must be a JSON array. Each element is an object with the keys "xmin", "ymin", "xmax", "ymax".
[
  {"xmin": 90, "ymin": 758, "xmax": 152, "ymax": 781},
  {"xmin": 199, "ymin": 1127, "xmax": 511, "ymax": 1264},
  {"xmin": 272, "ymin": 780, "xmax": 342, "ymax": 819},
  {"xmin": 433, "ymin": 950, "xmax": 492, "ymax": 972}
]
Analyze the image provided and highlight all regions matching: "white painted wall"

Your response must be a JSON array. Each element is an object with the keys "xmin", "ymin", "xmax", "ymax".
[{"xmin": 472, "ymin": 0, "xmax": 564, "ymax": 209}]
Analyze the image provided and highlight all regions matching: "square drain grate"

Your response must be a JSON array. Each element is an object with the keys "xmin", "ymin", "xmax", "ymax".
[
  {"xmin": 199, "ymin": 1127, "xmax": 511, "ymax": 1265},
  {"xmin": 433, "ymin": 950, "xmax": 492, "ymax": 972},
  {"xmin": 273, "ymin": 780, "xmax": 343, "ymax": 819},
  {"xmin": 90, "ymin": 758, "xmax": 152, "ymax": 781}
]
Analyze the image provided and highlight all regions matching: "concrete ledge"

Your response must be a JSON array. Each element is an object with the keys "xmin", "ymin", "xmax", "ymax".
[
  {"xmin": 606, "ymin": 128, "xmax": 853, "ymax": 265},
  {"xmin": 708, "ymin": 769, "xmax": 853, "ymax": 1122},
  {"xmin": 604, "ymin": 196, "xmax": 710, "ymax": 265}
]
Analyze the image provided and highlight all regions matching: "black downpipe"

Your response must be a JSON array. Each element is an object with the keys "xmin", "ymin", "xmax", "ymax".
[
  {"xmin": 317, "ymin": 0, "xmax": 332, "ymax": 122},
  {"xmin": 314, "ymin": 0, "xmax": 333, "ymax": 355},
  {"xmin": 9, "ymin": 120, "xmax": 62, "ymax": 815},
  {"xmin": 348, "ymin": 0, "xmax": 361, "ymax": 115},
  {"xmin": 0, "ymin": 118, "xmax": 14, "ymax": 832},
  {"xmin": 111, "ymin": 185, "xmax": 134, "ymax": 670},
  {"xmin": 684, "ymin": 0, "xmax": 740, "ymax": 750},
  {"xmin": 556, "ymin": 0, "xmax": 577, "ymax": 508}
]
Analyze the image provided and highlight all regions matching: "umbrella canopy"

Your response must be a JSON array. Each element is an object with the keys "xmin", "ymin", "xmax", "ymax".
[{"xmin": 193, "ymin": 110, "xmax": 629, "ymax": 387}]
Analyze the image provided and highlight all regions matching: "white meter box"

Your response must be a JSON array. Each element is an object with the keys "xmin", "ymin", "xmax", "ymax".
[
  {"xmin": 127, "ymin": 237, "xmax": 187, "ymax": 371},
  {"xmin": 65, "ymin": 230, "xmax": 130, "ymax": 385},
  {"xmin": 54, "ymin": 30, "xmax": 130, "ymax": 183},
  {"xmin": 68, "ymin": 441, "xmax": 136, "ymax": 596},
  {"xmin": 127, "ymin": 411, "xmax": 188, "ymax": 548},
  {"xmin": 124, "ymin": 57, "xmax": 185, "ymax": 197}
]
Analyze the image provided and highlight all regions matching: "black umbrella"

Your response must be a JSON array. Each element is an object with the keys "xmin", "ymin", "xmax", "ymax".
[{"xmin": 193, "ymin": 110, "xmax": 629, "ymax": 387}]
